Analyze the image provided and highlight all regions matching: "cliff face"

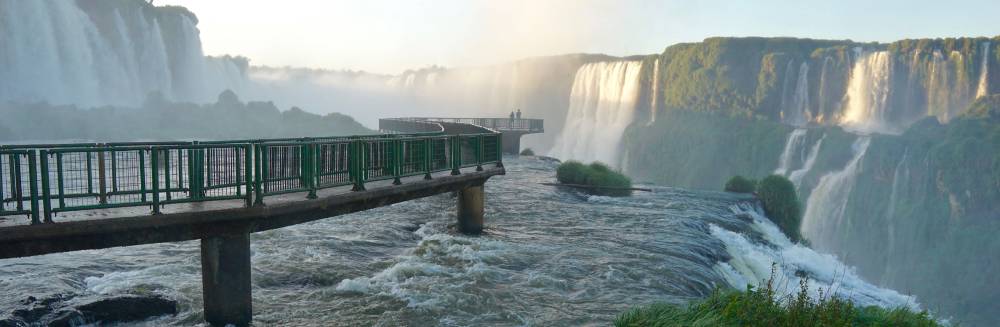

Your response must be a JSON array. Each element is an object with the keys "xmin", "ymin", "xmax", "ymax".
[{"xmin": 636, "ymin": 37, "xmax": 998, "ymax": 131}]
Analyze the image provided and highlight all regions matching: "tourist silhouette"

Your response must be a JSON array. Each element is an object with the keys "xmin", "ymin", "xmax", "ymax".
[{"xmin": 516, "ymin": 109, "xmax": 522, "ymax": 119}]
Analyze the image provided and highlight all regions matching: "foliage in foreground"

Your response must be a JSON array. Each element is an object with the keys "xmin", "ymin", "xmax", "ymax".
[
  {"xmin": 555, "ymin": 160, "xmax": 632, "ymax": 196},
  {"xmin": 519, "ymin": 148, "xmax": 535, "ymax": 156},
  {"xmin": 615, "ymin": 272, "xmax": 940, "ymax": 327},
  {"xmin": 724, "ymin": 175, "xmax": 757, "ymax": 193}
]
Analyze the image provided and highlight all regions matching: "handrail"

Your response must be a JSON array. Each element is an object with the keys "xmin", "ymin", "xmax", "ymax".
[
  {"xmin": 0, "ymin": 131, "xmax": 501, "ymax": 225},
  {"xmin": 390, "ymin": 117, "xmax": 544, "ymax": 132}
]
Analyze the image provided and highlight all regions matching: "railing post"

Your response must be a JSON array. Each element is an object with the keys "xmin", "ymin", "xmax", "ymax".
[
  {"xmin": 244, "ymin": 144, "xmax": 253, "ymax": 207},
  {"xmin": 476, "ymin": 135, "xmax": 484, "ymax": 172},
  {"xmin": 97, "ymin": 151, "xmax": 107, "ymax": 205},
  {"xmin": 85, "ymin": 151, "xmax": 93, "ymax": 195},
  {"xmin": 151, "ymin": 147, "xmax": 161, "ymax": 215},
  {"xmin": 253, "ymin": 143, "xmax": 265, "ymax": 206},
  {"xmin": 40, "ymin": 150, "xmax": 52, "ymax": 223},
  {"xmin": 0, "ymin": 154, "xmax": 6, "ymax": 214},
  {"xmin": 12, "ymin": 153, "xmax": 22, "ymax": 212},
  {"xmin": 164, "ymin": 149, "xmax": 172, "ymax": 202},
  {"xmin": 306, "ymin": 143, "xmax": 318, "ymax": 199},
  {"xmin": 55, "ymin": 152, "xmax": 65, "ymax": 210},
  {"xmin": 423, "ymin": 138, "xmax": 432, "ymax": 180},
  {"xmin": 495, "ymin": 134, "xmax": 504, "ymax": 168},
  {"xmin": 450, "ymin": 136, "xmax": 461, "ymax": 176},
  {"xmin": 27, "ymin": 151, "xmax": 40, "ymax": 225},
  {"xmin": 392, "ymin": 139, "xmax": 402, "ymax": 185},
  {"xmin": 139, "ymin": 149, "xmax": 147, "ymax": 203},
  {"xmin": 350, "ymin": 140, "xmax": 366, "ymax": 191}
]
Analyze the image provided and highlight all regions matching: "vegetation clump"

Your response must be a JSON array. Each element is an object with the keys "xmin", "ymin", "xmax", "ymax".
[
  {"xmin": 519, "ymin": 148, "xmax": 535, "ymax": 156},
  {"xmin": 615, "ymin": 272, "xmax": 940, "ymax": 327},
  {"xmin": 722, "ymin": 174, "xmax": 802, "ymax": 242},
  {"xmin": 556, "ymin": 160, "xmax": 632, "ymax": 196},
  {"xmin": 756, "ymin": 175, "xmax": 802, "ymax": 242},
  {"xmin": 724, "ymin": 175, "xmax": 757, "ymax": 193}
]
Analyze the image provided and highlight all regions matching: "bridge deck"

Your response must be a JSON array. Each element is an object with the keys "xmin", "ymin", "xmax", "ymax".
[{"xmin": 0, "ymin": 166, "xmax": 502, "ymax": 259}]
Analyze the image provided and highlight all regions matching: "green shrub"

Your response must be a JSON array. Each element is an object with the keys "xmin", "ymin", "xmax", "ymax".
[
  {"xmin": 757, "ymin": 175, "xmax": 802, "ymax": 242},
  {"xmin": 724, "ymin": 175, "xmax": 757, "ymax": 193},
  {"xmin": 615, "ymin": 269, "xmax": 940, "ymax": 327},
  {"xmin": 555, "ymin": 160, "xmax": 633, "ymax": 196},
  {"xmin": 519, "ymin": 148, "xmax": 535, "ymax": 156}
]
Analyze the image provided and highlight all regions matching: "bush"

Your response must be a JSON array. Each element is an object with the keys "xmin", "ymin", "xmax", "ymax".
[
  {"xmin": 615, "ymin": 269, "xmax": 940, "ymax": 327},
  {"xmin": 757, "ymin": 175, "xmax": 802, "ymax": 242},
  {"xmin": 519, "ymin": 148, "xmax": 535, "ymax": 156},
  {"xmin": 555, "ymin": 160, "xmax": 633, "ymax": 196},
  {"xmin": 724, "ymin": 175, "xmax": 757, "ymax": 193}
]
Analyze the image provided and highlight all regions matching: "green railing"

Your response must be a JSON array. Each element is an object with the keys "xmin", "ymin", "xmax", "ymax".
[{"xmin": 0, "ymin": 132, "xmax": 501, "ymax": 224}]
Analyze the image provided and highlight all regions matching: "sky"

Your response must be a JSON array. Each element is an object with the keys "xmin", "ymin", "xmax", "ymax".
[{"xmin": 160, "ymin": 0, "xmax": 1000, "ymax": 75}]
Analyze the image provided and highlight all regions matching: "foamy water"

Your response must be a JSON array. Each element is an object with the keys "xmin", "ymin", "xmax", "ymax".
[{"xmin": 0, "ymin": 157, "xmax": 918, "ymax": 326}]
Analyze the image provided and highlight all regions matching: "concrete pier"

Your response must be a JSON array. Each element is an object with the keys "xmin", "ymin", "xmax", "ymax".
[
  {"xmin": 201, "ymin": 231, "xmax": 252, "ymax": 326},
  {"xmin": 457, "ymin": 184, "xmax": 485, "ymax": 234}
]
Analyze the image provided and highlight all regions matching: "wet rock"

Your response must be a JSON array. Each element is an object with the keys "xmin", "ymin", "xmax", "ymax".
[
  {"xmin": 73, "ymin": 296, "xmax": 177, "ymax": 324},
  {"xmin": 3, "ymin": 295, "xmax": 176, "ymax": 326},
  {"xmin": 45, "ymin": 310, "xmax": 84, "ymax": 327}
]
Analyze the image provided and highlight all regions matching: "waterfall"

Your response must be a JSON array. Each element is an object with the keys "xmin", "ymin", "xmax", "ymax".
[
  {"xmin": 977, "ymin": 41, "xmax": 991, "ymax": 98},
  {"xmin": 0, "ymin": 0, "xmax": 245, "ymax": 107},
  {"xmin": 800, "ymin": 137, "xmax": 872, "ymax": 250},
  {"xmin": 773, "ymin": 129, "xmax": 807, "ymax": 175},
  {"xmin": 550, "ymin": 61, "xmax": 643, "ymax": 166},
  {"xmin": 880, "ymin": 148, "xmax": 909, "ymax": 285},
  {"xmin": 840, "ymin": 51, "xmax": 895, "ymax": 134},
  {"xmin": 648, "ymin": 59, "xmax": 660, "ymax": 124},
  {"xmin": 784, "ymin": 62, "xmax": 810, "ymax": 126},
  {"xmin": 787, "ymin": 134, "xmax": 825, "ymax": 188},
  {"xmin": 817, "ymin": 57, "xmax": 834, "ymax": 120}
]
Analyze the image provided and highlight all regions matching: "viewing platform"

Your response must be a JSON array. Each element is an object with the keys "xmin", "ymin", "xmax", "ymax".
[
  {"xmin": 379, "ymin": 117, "xmax": 544, "ymax": 154},
  {"xmin": 0, "ymin": 120, "xmax": 507, "ymax": 326}
]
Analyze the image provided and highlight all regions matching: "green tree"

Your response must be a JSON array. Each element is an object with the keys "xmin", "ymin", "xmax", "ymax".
[{"xmin": 757, "ymin": 175, "xmax": 802, "ymax": 242}]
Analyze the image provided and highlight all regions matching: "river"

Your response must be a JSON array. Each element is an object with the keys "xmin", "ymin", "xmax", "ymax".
[{"xmin": 0, "ymin": 156, "xmax": 917, "ymax": 326}]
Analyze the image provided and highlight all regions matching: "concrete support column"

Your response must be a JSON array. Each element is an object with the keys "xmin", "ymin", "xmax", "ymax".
[
  {"xmin": 501, "ymin": 132, "xmax": 523, "ymax": 155},
  {"xmin": 457, "ymin": 185, "xmax": 485, "ymax": 234},
  {"xmin": 201, "ymin": 232, "xmax": 252, "ymax": 326}
]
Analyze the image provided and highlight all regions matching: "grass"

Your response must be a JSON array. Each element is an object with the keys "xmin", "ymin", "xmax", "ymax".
[
  {"xmin": 615, "ymin": 267, "xmax": 940, "ymax": 327},
  {"xmin": 555, "ymin": 161, "xmax": 633, "ymax": 196}
]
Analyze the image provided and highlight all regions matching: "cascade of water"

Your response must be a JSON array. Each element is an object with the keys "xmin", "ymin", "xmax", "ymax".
[
  {"xmin": 774, "ymin": 129, "xmax": 808, "ymax": 175},
  {"xmin": 880, "ymin": 148, "xmax": 909, "ymax": 285},
  {"xmin": 800, "ymin": 137, "xmax": 872, "ymax": 250},
  {"xmin": 977, "ymin": 41, "xmax": 991, "ymax": 98},
  {"xmin": 785, "ymin": 62, "xmax": 811, "ymax": 126},
  {"xmin": 780, "ymin": 60, "xmax": 797, "ymax": 120},
  {"xmin": 550, "ymin": 61, "xmax": 643, "ymax": 166},
  {"xmin": 0, "ymin": 0, "xmax": 246, "ymax": 107},
  {"xmin": 787, "ymin": 134, "xmax": 825, "ymax": 188},
  {"xmin": 648, "ymin": 59, "xmax": 660, "ymax": 125},
  {"xmin": 817, "ymin": 57, "xmax": 833, "ymax": 121},
  {"xmin": 841, "ymin": 51, "xmax": 895, "ymax": 134}
]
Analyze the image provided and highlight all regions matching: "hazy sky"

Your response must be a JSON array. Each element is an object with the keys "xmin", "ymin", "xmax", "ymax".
[{"xmin": 161, "ymin": 0, "xmax": 1000, "ymax": 74}]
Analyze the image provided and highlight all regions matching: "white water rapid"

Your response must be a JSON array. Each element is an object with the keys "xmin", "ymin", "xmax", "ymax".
[
  {"xmin": 550, "ymin": 61, "xmax": 643, "ymax": 166},
  {"xmin": 716, "ymin": 203, "xmax": 918, "ymax": 309}
]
